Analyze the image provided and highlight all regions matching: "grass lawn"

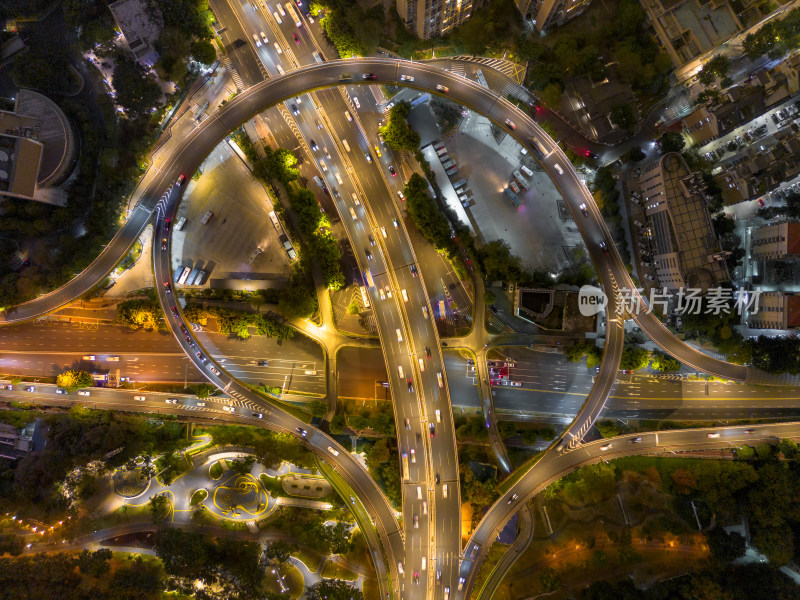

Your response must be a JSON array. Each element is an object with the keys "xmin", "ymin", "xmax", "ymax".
[
  {"xmin": 259, "ymin": 473, "xmax": 286, "ymax": 497},
  {"xmin": 321, "ymin": 561, "xmax": 358, "ymax": 581},
  {"xmin": 292, "ymin": 547, "xmax": 323, "ymax": 572},
  {"xmin": 472, "ymin": 543, "xmax": 509, "ymax": 596},
  {"xmin": 190, "ymin": 489, "xmax": 208, "ymax": 506},
  {"xmin": 77, "ymin": 503, "xmax": 151, "ymax": 535},
  {"xmin": 362, "ymin": 578, "xmax": 380, "ymax": 600},
  {"xmin": 209, "ymin": 461, "xmax": 223, "ymax": 479},
  {"xmin": 263, "ymin": 564, "xmax": 304, "ymax": 600}
]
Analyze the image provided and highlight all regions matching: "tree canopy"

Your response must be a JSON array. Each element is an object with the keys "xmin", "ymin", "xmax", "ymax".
[
  {"xmin": 380, "ymin": 102, "xmax": 420, "ymax": 152},
  {"xmin": 56, "ymin": 370, "xmax": 94, "ymax": 391}
]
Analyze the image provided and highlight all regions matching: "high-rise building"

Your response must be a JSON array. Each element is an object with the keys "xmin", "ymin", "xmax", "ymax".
[
  {"xmin": 515, "ymin": 0, "xmax": 593, "ymax": 31},
  {"xmin": 396, "ymin": 0, "xmax": 478, "ymax": 39}
]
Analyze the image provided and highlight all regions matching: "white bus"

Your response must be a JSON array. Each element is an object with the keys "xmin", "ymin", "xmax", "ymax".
[
  {"xmin": 285, "ymin": 2, "xmax": 302, "ymax": 26},
  {"xmin": 363, "ymin": 268, "xmax": 374, "ymax": 288},
  {"xmin": 176, "ymin": 267, "xmax": 191, "ymax": 285},
  {"xmin": 359, "ymin": 285, "xmax": 370, "ymax": 309}
]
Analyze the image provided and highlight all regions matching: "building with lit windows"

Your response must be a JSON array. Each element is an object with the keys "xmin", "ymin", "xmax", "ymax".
[
  {"xmin": 746, "ymin": 291, "xmax": 800, "ymax": 330},
  {"xmin": 750, "ymin": 222, "xmax": 800, "ymax": 261},
  {"xmin": 514, "ymin": 0, "xmax": 593, "ymax": 31},
  {"xmin": 638, "ymin": 152, "xmax": 728, "ymax": 291},
  {"xmin": 396, "ymin": 0, "xmax": 478, "ymax": 39}
]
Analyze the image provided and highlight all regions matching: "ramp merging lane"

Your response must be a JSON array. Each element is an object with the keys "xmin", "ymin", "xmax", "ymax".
[{"xmin": 0, "ymin": 57, "xmax": 756, "ymax": 600}]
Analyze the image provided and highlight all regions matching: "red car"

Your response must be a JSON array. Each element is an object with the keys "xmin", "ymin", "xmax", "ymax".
[
  {"xmin": 176, "ymin": 174, "xmax": 186, "ymax": 186},
  {"xmin": 293, "ymin": 33, "xmax": 300, "ymax": 45}
]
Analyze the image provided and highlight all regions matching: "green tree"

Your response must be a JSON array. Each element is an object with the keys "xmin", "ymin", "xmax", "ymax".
[
  {"xmin": 651, "ymin": 352, "xmax": 681, "ymax": 372},
  {"xmin": 150, "ymin": 494, "xmax": 171, "ymax": 523},
  {"xmin": 77, "ymin": 548, "xmax": 112, "ymax": 577},
  {"xmin": 380, "ymin": 102, "xmax": 420, "ymax": 152},
  {"xmin": 56, "ymin": 369, "xmax": 94, "ymax": 391},
  {"xmin": 658, "ymin": 131, "xmax": 686, "ymax": 154},
  {"xmin": 539, "ymin": 567, "xmax": 562, "ymax": 592},
  {"xmin": 620, "ymin": 346, "xmax": 649, "ymax": 371},
  {"xmin": 306, "ymin": 579, "xmax": 363, "ymax": 600},
  {"xmin": 541, "ymin": 82, "xmax": 563, "ymax": 108},
  {"xmin": 706, "ymin": 528, "xmax": 746, "ymax": 564},
  {"xmin": 190, "ymin": 39, "xmax": 217, "ymax": 65},
  {"xmin": 265, "ymin": 540, "xmax": 298, "ymax": 564},
  {"xmin": 113, "ymin": 54, "xmax": 162, "ymax": 119},
  {"xmin": 596, "ymin": 420, "xmax": 620, "ymax": 438},
  {"xmin": 610, "ymin": 104, "xmax": 635, "ymax": 130}
]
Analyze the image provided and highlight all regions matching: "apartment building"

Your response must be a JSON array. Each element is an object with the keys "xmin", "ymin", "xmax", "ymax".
[
  {"xmin": 746, "ymin": 291, "xmax": 800, "ymax": 330},
  {"xmin": 750, "ymin": 222, "xmax": 800, "ymax": 261},
  {"xmin": 639, "ymin": 152, "xmax": 728, "ymax": 291},
  {"xmin": 108, "ymin": 0, "xmax": 162, "ymax": 64},
  {"xmin": 514, "ymin": 0, "xmax": 593, "ymax": 30},
  {"xmin": 396, "ymin": 0, "xmax": 479, "ymax": 39}
]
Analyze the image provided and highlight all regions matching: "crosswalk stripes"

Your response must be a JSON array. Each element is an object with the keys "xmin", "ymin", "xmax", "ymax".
[{"xmin": 221, "ymin": 56, "xmax": 245, "ymax": 91}]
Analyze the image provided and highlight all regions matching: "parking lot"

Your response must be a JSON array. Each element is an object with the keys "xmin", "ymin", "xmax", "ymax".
[
  {"xmin": 438, "ymin": 112, "xmax": 582, "ymax": 272},
  {"xmin": 170, "ymin": 142, "xmax": 291, "ymax": 289}
]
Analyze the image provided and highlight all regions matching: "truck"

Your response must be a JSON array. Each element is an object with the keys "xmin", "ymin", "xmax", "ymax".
[
  {"xmin": 504, "ymin": 186, "xmax": 521, "ymax": 208},
  {"xmin": 187, "ymin": 268, "xmax": 200, "ymax": 286},
  {"xmin": 175, "ymin": 266, "xmax": 190, "ymax": 284},
  {"xmin": 313, "ymin": 175, "xmax": 326, "ymax": 189},
  {"xmin": 513, "ymin": 169, "xmax": 529, "ymax": 189},
  {"xmin": 530, "ymin": 135, "xmax": 549, "ymax": 159}
]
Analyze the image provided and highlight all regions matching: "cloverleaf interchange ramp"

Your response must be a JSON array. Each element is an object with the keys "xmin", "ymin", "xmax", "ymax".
[{"xmin": 0, "ymin": 57, "xmax": 754, "ymax": 599}]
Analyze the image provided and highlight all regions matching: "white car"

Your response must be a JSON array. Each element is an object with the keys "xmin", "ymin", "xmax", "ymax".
[
  {"xmin": 353, "ymin": 96, "xmax": 360, "ymax": 109},
  {"xmin": 335, "ymin": 171, "xmax": 343, "ymax": 184},
  {"xmin": 197, "ymin": 402, "xmax": 206, "ymax": 407},
  {"xmin": 223, "ymin": 405, "xmax": 235, "ymax": 412},
  {"xmin": 708, "ymin": 432, "xmax": 720, "ymax": 438},
  {"xmin": 401, "ymin": 289, "xmax": 408, "ymax": 302},
  {"xmin": 554, "ymin": 163, "xmax": 564, "ymax": 175},
  {"xmin": 328, "ymin": 446, "xmax": 340, "ymax": 456},
  {"xmin": 319, "ymin": 159, "xmax": 327, "ymax": 172},
  {"xmin": 165, "ymin": 398, "xmax": 177, "ymax": 404},
  {"xmin": 443, "ymin": 483, "xmax": 448, "ymax": 498},
  {"xmin": 345, "ymin": 111, "xmax": 352, "ymax": 122},
  {"xmin": 260, "ymin": 31, "xmax": 268, "ymax": 45},
  {"xmin": 380, "ymin": 226, "xmax": 387, "ymax": 238},
  {"xmin": 436, "ymin": 84, "xmax": 449, "ymax": 92},
  {"xmin": 379, "ymin": 287, "xmax": 386, "ymax": 300},
  {"xmin": 351, "ymin": 192, "xmax": 360, "ymax": 205},
  {"xmin": 276, "ymin": 64, "xmax": 285, "ymax": 75},
  {"xmin": 400, "ymin": 74, "xmax": 414, "ymax": 82},
  {"xmin": 134, "ymin": 395, "xmax": 146, "ymax": 401},
  {"xmin": 435, "ymin": 409, "xmax": 441, "ymax": 423},
  {"xmin": 418, "ymin": 358, "xmax": 425, "ymax": 372},
  {"xmin": 600, "ymin": 443, "xmax": 612, "ymax": 451},
  {"xmin": 252, "ymin": 33, "xmax": 262, "ymax": 47},
  {"xmin": 78, "ymin": 390, "xmax": 91, "ymax": 397},
  {"xmin": 277, "ymin": 3, "xmax": 285, "ymax": 15},
  {"xmin": 273, "ymin": 42, "xmax": 282, "ymax": 54},
  {"xmin": 396, "ymin": 328, "xmax": 403, "ymax": 342},
  {"xmin": 410, "ymin": 448, "xmax": 416, "ymax": 463}
]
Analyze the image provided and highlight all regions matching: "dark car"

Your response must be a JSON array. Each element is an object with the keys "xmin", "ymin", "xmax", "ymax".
[
  {"xmin": 196, "ymin": 351, "xmax": 207, "ymax": 363},
  {"xmin": 292, "ymin": 33, "xmax": 300, "ymax": 44},
  {"xmin": 252, "ymin": 412, "xmax": 263, "ymax": 419},
  {"xmin": 164, "ymin": 218, "xmax": 171, "ymax": 231},
  {"xmin": 600, "ymin": 241, "xmax": 609, "ymax": 255},
  {"xmin": 179, "ymin": 323, "xmax": 187, "ymax": 333},
  {"xmin": 368, "ymin": 234, "xmax": 376, "ymax": 246},
  {"xmin": 161, "ymin": 238, "xmax": 168, "ymax": 251},
  {"xmin": 291, "ymin": 104, "xmax": 300, "ymax": 115},
  {"xmin": 296, "ymin": 427, "xmax": 307, "ymax": 437},
  {"xmin": 163, "ymin": 281, "xmax": 171, "ymax": 294},
  {"xmin": 435, "ymin": 473, "xmax": 440, "ymax": 484},
  {"xmin": 429, "ymin": 423, "xmax": 436, "ymax": 438},
  {"xmin": 170, "ymin": 306, "xmax": 179, "ymax": 317},
  {"xmin": 407, "ymin": 378, "xmax": 414, "ymax": 392},
  {"xmin": 410, "ymin": 264, "xmax": 418, "ymax": 277},
  {"xmin": 425, "ymin": 346, "xmax": 431, "ymax": 358},
  {"xmin": 176, "ymin": 174, "xmax": 186, "ymax": 186},
  {"xmin": 309, "ymin": 139, "xmax": 318, "ymax": 151},
  {"xmin": 388, "ymin": 165, "xmax": 396, "ymax": 176},
  {"xmin": 362, "ymin": 73, "xmax": 376, "ymax": 80},
  {"xmin": 257, "ymin": 360, "xmax": 270, "ymax": 366}
]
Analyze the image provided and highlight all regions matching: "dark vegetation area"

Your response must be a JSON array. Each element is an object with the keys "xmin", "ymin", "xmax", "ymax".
[{"xmin": 0, "ymin": 1, "xmax": 215, "ymax": 310}]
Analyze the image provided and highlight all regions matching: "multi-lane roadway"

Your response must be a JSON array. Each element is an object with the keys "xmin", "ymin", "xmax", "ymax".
[{"xmin": 0, "ymin": 45, "xmax": 768, "ymax": 600}]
